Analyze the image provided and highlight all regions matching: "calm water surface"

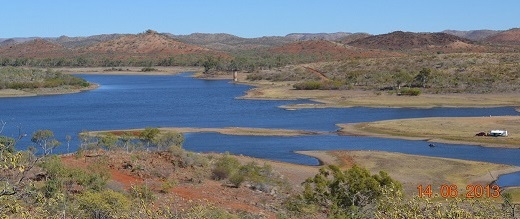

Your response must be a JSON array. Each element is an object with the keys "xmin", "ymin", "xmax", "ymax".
[{"xmin": 1, "ymin": 73, "xmax": 519, "ymax": 186}]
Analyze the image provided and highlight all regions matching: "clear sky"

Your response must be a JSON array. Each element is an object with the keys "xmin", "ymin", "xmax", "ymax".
[{"xmin": 2, "ymin": 0, "xmax": 519, "ymax": 38}]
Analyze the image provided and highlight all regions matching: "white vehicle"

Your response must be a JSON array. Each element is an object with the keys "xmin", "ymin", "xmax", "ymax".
[{"xmin": 489, "ymin": 130, "xmax": 508, "ymax": 137}]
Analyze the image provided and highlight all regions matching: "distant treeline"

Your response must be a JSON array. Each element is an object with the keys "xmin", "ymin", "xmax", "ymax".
[
  {"xmin": 0, "ymin": 50, "xmax": 337, "ymax": 72},
  {"xmin": 0, "ymin": 67, "xmax": 89, "ymax": 90}
]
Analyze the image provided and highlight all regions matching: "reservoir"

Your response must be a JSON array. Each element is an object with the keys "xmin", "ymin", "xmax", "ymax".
[{"xmin": 1, "ymin": 73, "xmax": 519, "ymax": 186}]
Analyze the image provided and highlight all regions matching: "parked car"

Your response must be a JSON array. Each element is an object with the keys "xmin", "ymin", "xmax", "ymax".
[{"xmin": 475, "ymin": 132, "xmax": 487, "ymax": 136}]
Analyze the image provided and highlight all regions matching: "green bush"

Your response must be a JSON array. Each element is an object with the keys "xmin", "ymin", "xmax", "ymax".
[
  {"xmin": 293, "ymin": 81, "xmax": 323, "ymax": 90},
  {"xmin": 246, "ymin": 73, "xmax": 264, "ymax": 81},
  {"xmin": 301, "ymin": 165, "xmax": 402, "ymax": 217},
  {"xmin": 141, "ymin": 67, "xmax": 158, "ymax": 72},
  {"xmin": 78, "ymin": 190, "xmax": 131, "ymax": 218},
  {"xmin": 293, "ymin": 80, "xmax": 344, "ymax": 90},
  {"xmin": 130, "ymin": 184, "xmax": 156, "ymax": 203},
  {"xmin": 399, "ymin": 87, "xmax": 422, "ymax": 96},
  {"xmin": 211, "ymin": 153, "xmax": 241, "ymax": 180}
]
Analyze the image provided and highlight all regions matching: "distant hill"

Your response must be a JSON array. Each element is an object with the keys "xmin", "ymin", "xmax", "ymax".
[
  {"xmin": 0, "ymin": 37, "xmax": 39, "ymax": 45},
  {"xmin": 483, "ymin": 28, "xmax": 520, "ymax": 45},
  {"xmin": 337, "ymin": 33, "xmax": 372, "ymax": 44},
  {"xmin": 0, "ymin": 39, "xmax": 71, "ymax": 58},
  {"xmin": 285, "ymin": 32, "xmax": 352, "ymax": 41},
  {"xmin": 170, "ymin": 32, "xmax": 364, "ymax": 51},
  {"xmin": 48, "ymin": 34, "xmax": 126, "ymax": 48},
  {"xmin": 442, "ymin": 29, "xmax": 501, "ymax": 41},
  {"xmin": 170, "ymin": 33, "xmax": 293, "ymax": 51},
  {"xmin": 348, "ymin": 31, "xmax": 475, "ymax": 51},
  {"xmin": 0, "ymin": 29, "xmax": 518, "ymax": 66},
  {"xmin": 81, "ymin": 30, "xmax": 223, "ymax": 57}
]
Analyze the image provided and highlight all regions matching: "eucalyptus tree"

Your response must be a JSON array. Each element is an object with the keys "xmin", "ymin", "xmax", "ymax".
[{"xmin": 31, "ymin": 130, "xmax": 60, "ymax": 157}]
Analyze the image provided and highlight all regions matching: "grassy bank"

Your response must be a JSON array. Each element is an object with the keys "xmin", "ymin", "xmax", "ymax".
[{"xmin": 338, "ymin": 116, "xmax": 520, "ymax": 148}]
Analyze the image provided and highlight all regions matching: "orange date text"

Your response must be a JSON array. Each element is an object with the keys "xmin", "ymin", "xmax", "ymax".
[{"xmin": 417, "ymin": 184, "xmax": 500, "ymax": 198}]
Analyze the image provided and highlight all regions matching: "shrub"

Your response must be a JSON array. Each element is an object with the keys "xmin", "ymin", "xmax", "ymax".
[
  {"xmin": 228, "ymin": 173, "xmax": 245, "ymax": 187},
  {"xmin": 78, "ymin": 190, "xmax": 131, "ymax": 219},
  {"xmin": 301, "ymin": 165, "xmax": 402, "ymax": 217},
  {"xmin": 399, "ymin": 87, "xmax": 422, "ymax": 96},
  {"xmin": 293, "ymin": 81, "xmax": 323, "ymax": 90},
  {"xmin": 130, "ymin": 184, "xmax": 156, "ymax": 203},
  {"xmin": 211, "ymin": 153, "xmax": 240, "ymax": 180},
  {"xmin": 141, "ymin": 67, "xmax": 158, "ymax": 72},
  {"xmin": 293, "ymin": 80, "xmax": 345, "ymax": 90},
  {"xmin": 246, "ymin": 73, "xmax": 264, "ymax": 81}
]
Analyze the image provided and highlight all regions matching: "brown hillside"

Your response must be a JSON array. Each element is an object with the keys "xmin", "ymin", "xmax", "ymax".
[
  {"xmin": 337, "ymin": 33, "xmax": 372, "ymax": 44},
  {"xmin": 484, "ymin": 28, "xmax": 520, "ymax": 45},
  {"xmin": 269, "ymin": 40, "xmax": 402, "ymax": 60},
  {"xmin": 348, "ymin": 31, "xmax": 475, "ymax": 51},
  {"xmin": 0, "ymin": 39, "xmax": 71, "ymax": 58},
  {"xmin": 82, "ymin": 30, "xmax": 225, "ymax": 57}
]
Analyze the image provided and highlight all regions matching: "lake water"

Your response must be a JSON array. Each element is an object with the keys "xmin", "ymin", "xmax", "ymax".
[{"xmin": 1, "ymin": 73, "xmax": 519, "ymax": 186}]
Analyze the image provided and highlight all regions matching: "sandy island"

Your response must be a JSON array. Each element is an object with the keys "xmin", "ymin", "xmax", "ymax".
[
  {"xmin": 0, "ymin": 66, "xmax": 202, "ymax": 98},
  {"xmin": 338, "ymin": 116, "xmax": 520, "ymax": 149},
  {"xmin": 93, "ymin": 127, "xmax": 323, "ymax": 137},
  {"xmin": 0, "ymin": 83, "xmax": 99, "ymax": 98}
]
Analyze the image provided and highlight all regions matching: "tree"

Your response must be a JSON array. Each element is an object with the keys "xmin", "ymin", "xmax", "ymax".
[
  {"xmin": 414, "ymin": 67, "xmax": 432, "ymax": 88},
  {"xmin": 392, "ymin": 70, "xmax": 413, "ymax": 91},
  {"xmin": 155, "ymin": 131, "xmax": 184, "ymax": 150},
  {"xmin": 65, "ymin": 135, "xmax": 72, "ymax": 154},
  {"xmin": 119, "ymin": 132, "xmax": 133, "ymax": 152},
  {"xmin": 139, "ymin": 127, "xmax": 160, "ymax": 149},
  {"xmin": 301, "ymin": 165, "xmax": 401, "ymax": 217},
  {"xmin": 99, "ymin": 133, "xmax": 118, "ymax": 150},
  {"xmin": 31, "ymin": 130, "xmax": 60, "ymax": 157},
  {"xmin": 202, "ymin": 56, "xmax": 218, "ymax": 73}
]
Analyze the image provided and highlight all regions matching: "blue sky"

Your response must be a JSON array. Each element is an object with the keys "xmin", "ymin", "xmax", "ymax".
[{"xmin": 2, "ymin": 0, "xmax": 519, "ymax": 38}]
